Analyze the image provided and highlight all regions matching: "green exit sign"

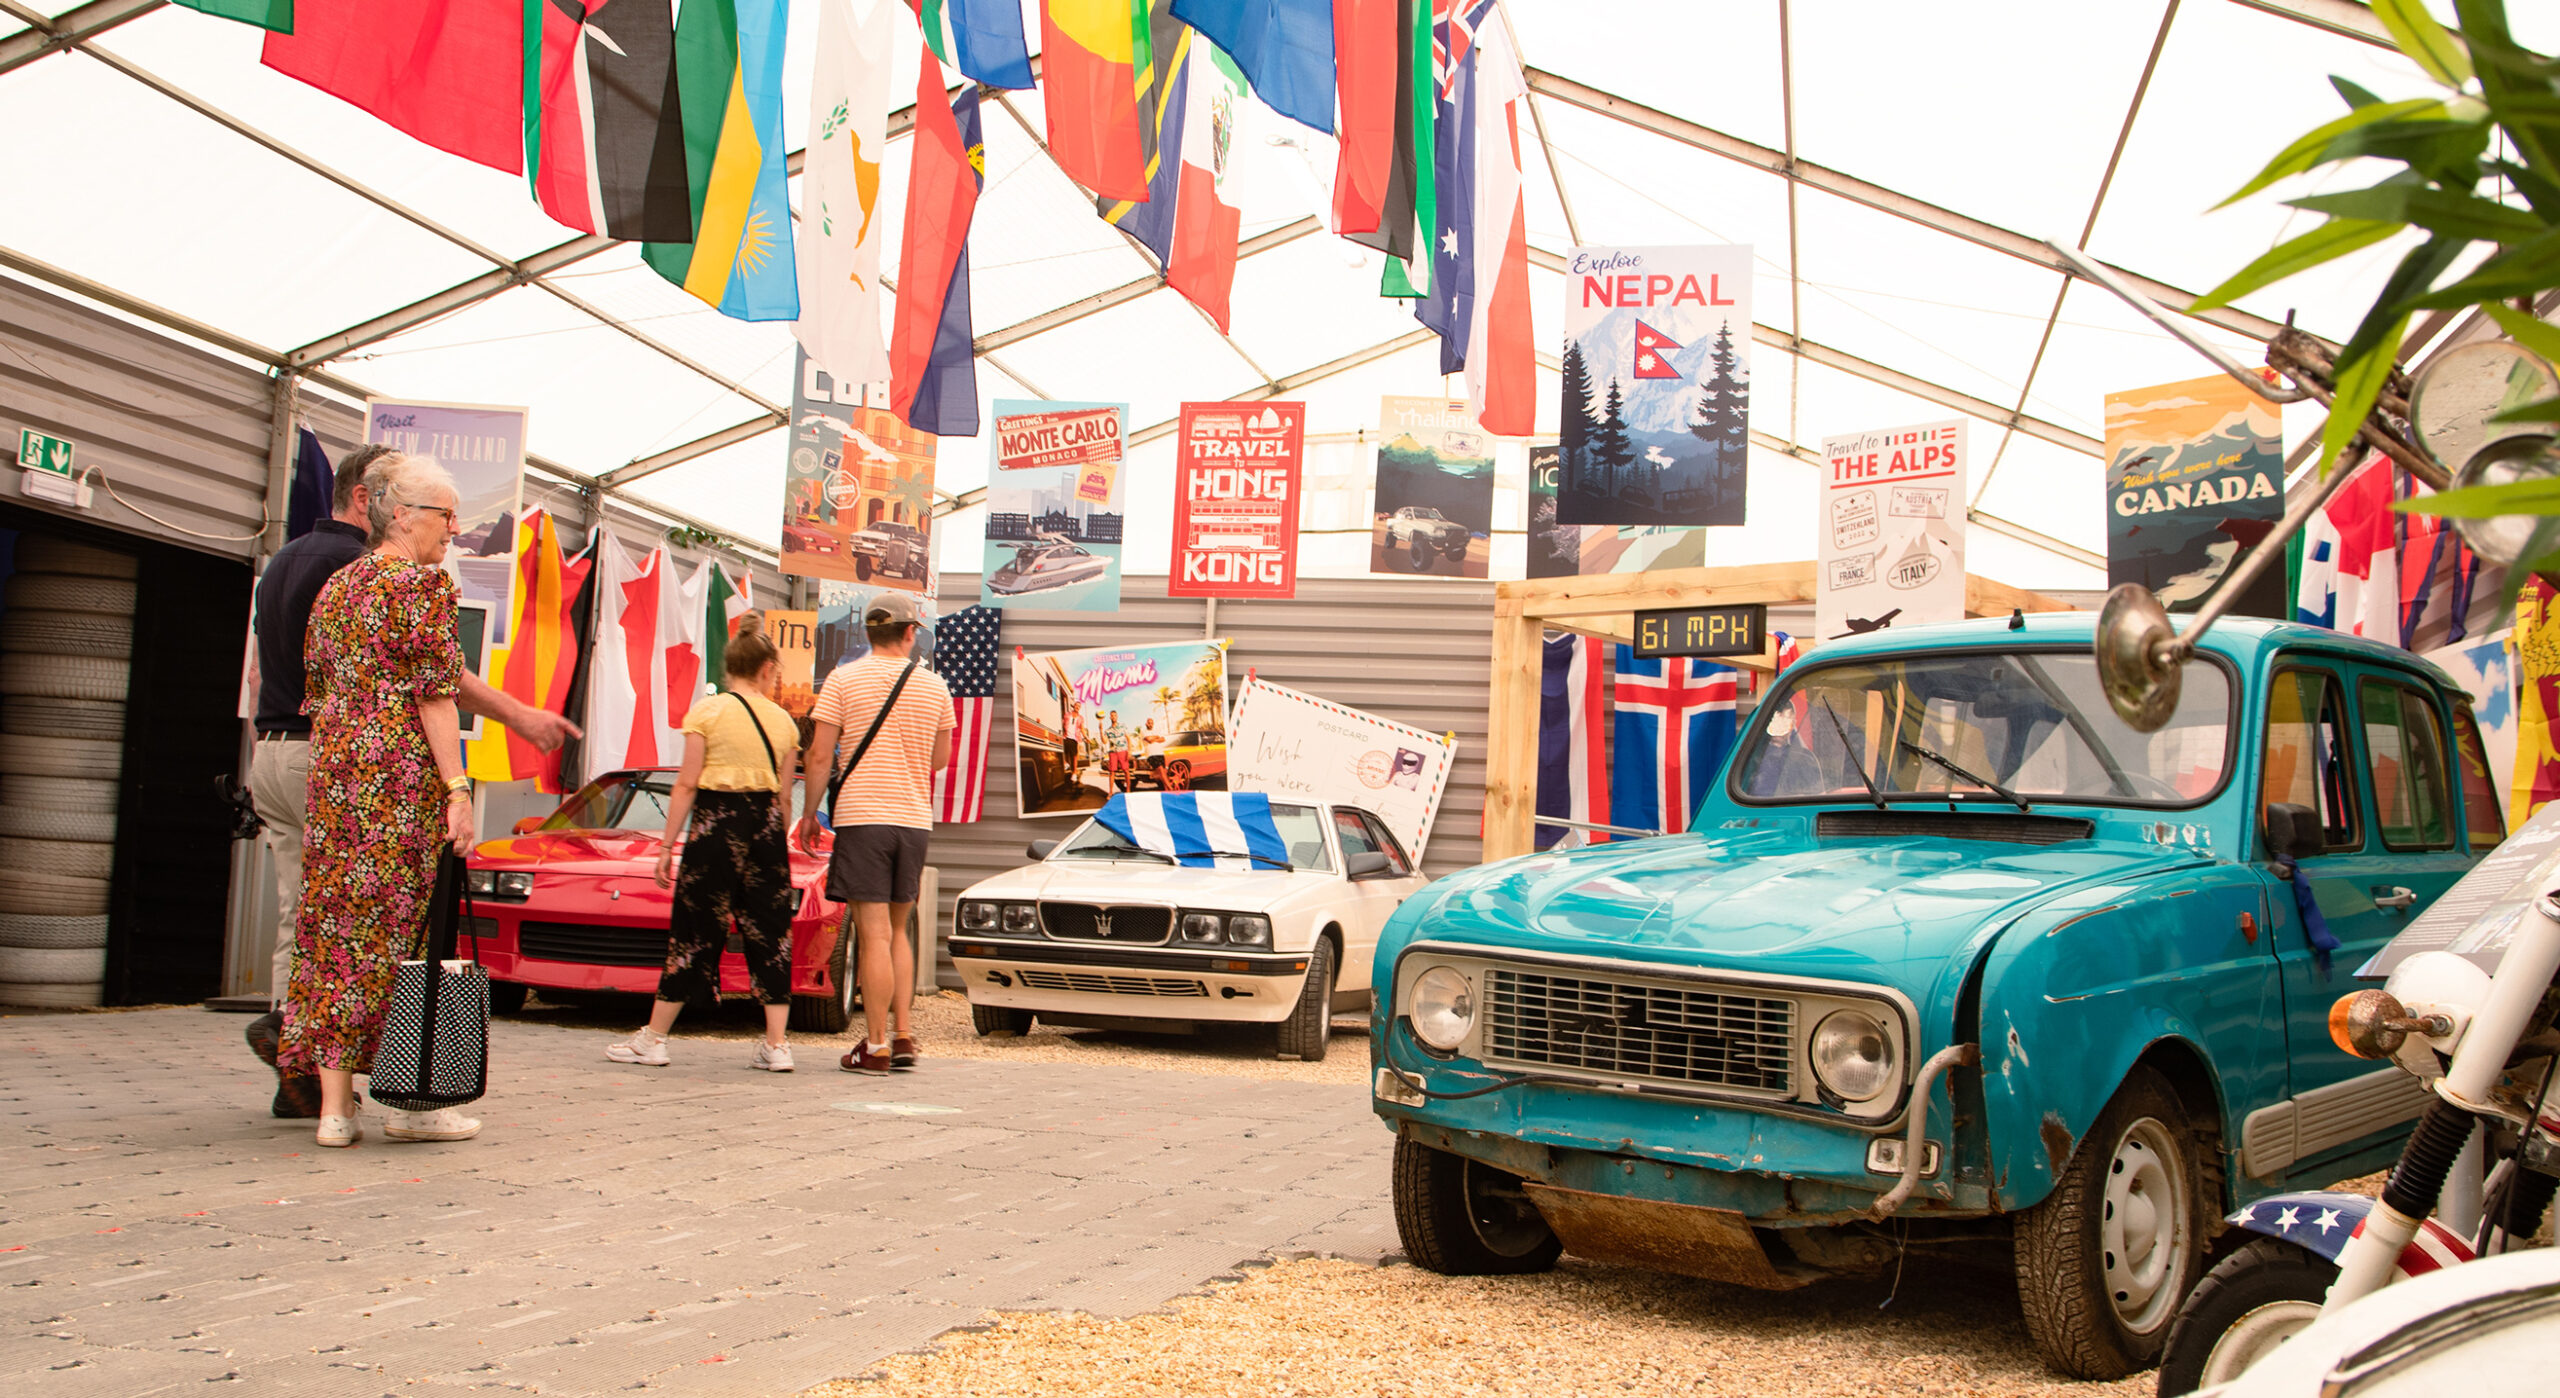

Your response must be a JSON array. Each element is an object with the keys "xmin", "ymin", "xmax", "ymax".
[{"xmin": 18, "ymin": 429, "xmax": 73, "ymax": 477}]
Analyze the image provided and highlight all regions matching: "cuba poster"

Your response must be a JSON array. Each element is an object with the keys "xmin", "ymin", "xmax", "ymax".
[
  {"xmin": 779, "ymin": 349, "xmax": 937, "ymax": 594},
  {"xmin": 1555, "ymin": 245, "xmax": 1752, "ymax": 528},
  {"xmin": 1013, "ymin": 639, "xmax": 1230, "ymax": 818},
  {"xmin": 982, "ymin": 399, "xmax": 1126, "ymax": 612},
  {"xmin": 1817, "ymin": 419, "xmax": 1968, "ymax": 641},
  {"xmin": 2105, "ymin": 372, "xmax": 2285, "ymax": 617}
]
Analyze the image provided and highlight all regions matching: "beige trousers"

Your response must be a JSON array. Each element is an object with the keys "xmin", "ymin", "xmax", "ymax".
[{"xmin": 246, "ymin": 735, "xmax": 314, "ymax": 1008}]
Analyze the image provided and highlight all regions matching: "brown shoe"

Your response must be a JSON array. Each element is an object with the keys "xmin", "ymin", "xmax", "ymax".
[
  {"xmin": 890, "ymin": 1035, "xmax": 920, "ymax": 1070},
  {"xmin": 839, "ymin": 1043, "xmax": 893, "ymax": 1075},
  {"xmin": 271, "ymin": 1074, "xmax": 322, "ymax": 1120}
]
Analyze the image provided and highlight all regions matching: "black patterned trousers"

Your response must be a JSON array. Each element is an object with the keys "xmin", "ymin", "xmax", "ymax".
[{"xmin": 661, "ymin": 790, "xmax": 796, "ymax": 1006}]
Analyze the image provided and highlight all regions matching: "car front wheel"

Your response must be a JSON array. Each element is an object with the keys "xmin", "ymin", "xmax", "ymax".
[
  {"xmin": 1273, "ymin": 936, "xmax": 1335, "ymax": 1061},
  {"xmin": 488, "ymin": 980, "xmax": 528, "ymax": 1015},
  {"xmin": 2156, "ymin": 1236, "xmax": 2336, "ymax": 1396},
  {"xmin": 2013, "ymin": 1066, "xmax": 2208, "ymax": 1380},
  {"xmin": 1408, "ymin": 542, "xmax": 1434, "ymax": 571},
  {"xmin": 972, "ymin": 1001, "xmax": 1033, "ymax": 1036},
  {"xmin": 1392, "ymin": 1136, "xmax": 1562, "ymax": 1275}
]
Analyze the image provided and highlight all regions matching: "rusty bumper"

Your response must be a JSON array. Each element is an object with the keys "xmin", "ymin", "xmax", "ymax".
[{"xmin": 1522, "ymin": 1184, "xmax": 1819, "ymax": 1290}]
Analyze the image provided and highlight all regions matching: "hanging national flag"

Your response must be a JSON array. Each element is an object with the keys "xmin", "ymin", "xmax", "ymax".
[
  {"xmin": 1166, "ymin": 42, "xmax": 1246, "ymax": 331},
  {"xmin": 1374, "ymin": 0, "xmax": 1436, "ymax": 297},
  {"xmin": 1169, "ymin": 0, "xmax": 1334, "ymax": 134},
  {"xmin": 2517, "ymin": 577, "xmax": 2560, "ymax": 825},
  {"xmin": 1772, "ymin": 631, "xmax": 1802, "ymax": 673},
  {"xmin": 640, "ymin": 0, "xmax": 799, "ymax": 321},
  {"xmin": 1412, "ymin": 0, "xmax": 1480, "ymax": 372},
  {"xmin": 910, "ymin": 0, "xmax": 1036, "ymax": 89},
  {"xmin": 177, "ymin": 0, "xmax": 293, "ymax": 32},
  {"xmin": 796, "ymin": 0, "xmax": 897, "ymax": 388},
  {"xmin": 928, "ymin": 604, "xmax": 1001, "ymax": 823},
  {"xmin": 1632, "ymin": 320, "xmax": 1685, "ymax": 379},
  {"xmin": 2296, "ymin": 503, "xmax": 2341, "ymax": 628},
  {"xmin": 890, "ymin": 59, "xmax": 986, "ymax": 435},
  {"xmin": 1330, "ymin": 0, "xmax": 1396, "ymax": 235},
  {"xmin": 585, "ymin": 537, "xmax": 694, "ymax": 770},
  {"xmin": 285, "ymin": 428, "xmax": 333, "ymax": 541},
  {"xmin": 1536, "ymin": 634, "xmax": 1607, "ymax": 851},
  {"xmin": 474, "ymin": 510, "xmax": 597, "ymax": 791},
  {"xmin": 692, "ymin": 558, "xmax": 750, "ymax": 682},
  {"xmin": 263, "ymin": 0, "xmax": 524, "ymax": 174},
  {"xmin": 1042, "ymin": 0, "xmax": 1151, "ymax": 200},
  {"xmin": 527, "ymin": 0, "xmax": 693, "ymax": 241},
  {"xmin": 1611, "ymin": 650, "xmax": 1739, "ymax": 836},
  {"xmin": 1098, "ymin": 1, "xmax": 1191, "ymax": 265},
  {"xmin": 1347, "ymin": 0, "xmax": 1421, "ymax": 261}
]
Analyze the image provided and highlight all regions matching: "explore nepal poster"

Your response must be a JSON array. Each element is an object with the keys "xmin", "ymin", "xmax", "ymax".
[
  {"xmin": 1817, "ymin": 419, "xmax": 1968, "ymax": 641},
  {"xmin": 1556, "ymin": 246, "xmax": 1752, "ymax": 528},
  {"xmin": 1168, "ymin": 402, "xmax": 1304, "ymax": 599},
  {"xmin": 2105, "ymin": 372, "xmax": 2285, "ymax": 618}
]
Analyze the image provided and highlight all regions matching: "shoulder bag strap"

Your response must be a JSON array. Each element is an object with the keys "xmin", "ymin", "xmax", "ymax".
[
  {"xmin": 824, "ymin": 659, "xmax": 920, "ymax": 818},
  {"xmin": 728, "ymin": 690, "xmax": 781, "ymax": 776}
]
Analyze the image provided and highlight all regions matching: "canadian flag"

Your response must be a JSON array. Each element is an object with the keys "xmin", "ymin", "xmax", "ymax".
[{"xmin": 583, "ymin": 534, "xmax": 703, "ymax": 772}]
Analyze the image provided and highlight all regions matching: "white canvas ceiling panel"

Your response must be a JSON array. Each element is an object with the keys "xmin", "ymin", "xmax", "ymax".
[
  {"xmin": 542, "ymin": 244, "xmax": 803, "ymax": 407},
  {"xmin": 1532, "ymin": 101, "xmax": 1793, "ymax": 285},
  {"xmin": 1507, "ymin": 0, "xmax": 1787, "ymax": 154},
  {"xmin": 1970, "ymin": 529, "xmax": 2103, "ymax": 593},
  {"xmin": 1223, "ymin": 232, "xmax": 1455, "ymax": 375},
  {"xmin": 955, "ymin": 86, "xmax": 1165, "ymax": 328},
  {"xmin": 1971, "ymin": 430, "xmax": 2108, "ymax": 552},
  {"xmin": 991, "ymin": 286, "xmax": 1261, "ymax": 431},
  {"xmin": 1790, "ymin": 184, "xmax": 2055, "ymax": 410},
  {"xmin": 2026, "ymin": 277, "xmax": 2269, "ymax": 442}
]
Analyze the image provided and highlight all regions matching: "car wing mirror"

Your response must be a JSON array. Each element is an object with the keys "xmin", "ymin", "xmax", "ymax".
[
  {"xmin": 512, "ymin": 816, "xmax": 543, "ymax": 835},
  {"xmin": 2263, "ymin": 802, "xmax": 2322, "ymax": 862},
  {"xmin": 1346, "ymin": 851, "xmax": 1391, "ymax": 878},
  {"xmin": 1028, "ymin": 839, "xmax": 1058, "ymax": 860}
]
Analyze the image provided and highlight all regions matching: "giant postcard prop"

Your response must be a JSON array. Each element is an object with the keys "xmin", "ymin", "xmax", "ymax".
[
  {"xmin": 1168, "ymin": 402, "xmax": 1303, "ymax": 598},
  {"xmin": 1818, "ymin": 419, "xmax": 1968, "ymax": 641},
  {"xmin": 364, "ymin": 397, "xmax": 526, "ymax": 644},
  {"xmin": 1229, "ymin": 677, "xmax": 1458, "ymax": 862},
  {"xmin": 780, "ymin": 349, "xmax": 936, "ymax": 594},
  {"xmin": 1372, "ymin": 396, "xmax": 1493, "ymax": 579},
  {"xmin": 2106, "ymin": 372, "xmax": 2285, "ymax": 617},
  {"xmin": 1013, "ymin": 639, "xmax": 1230, "ymax": 818},
  {"xmin": 982, "ymin": 399, "xmax": 1125, "ymax": 612},
  {"xmin": 1555, "ymin": 246, "xmax": 1752, "ymax": 528}
]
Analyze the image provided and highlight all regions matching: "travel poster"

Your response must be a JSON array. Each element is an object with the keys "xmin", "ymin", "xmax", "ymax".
[
  {"xmin": 1555, "ymin": 245, "xmax": 1752, "ymax": 528},
  {"xmin": 779, "ymin": 348, "xmax": 937, "ymax": 595},
  {"xmin": 1372, "ymin": 396, "xmax": 1493, "ymax": 579},
  {"xmin": 1817, "ymin": 419, "xmax": 1968, "ymax": 641},
  {"xmin": 1529, "ymin": 442, "xmax": 1704, "ymax": 578},
  {"xmin": 982, "ymin": 399, "xmax": 1125, "ymax": 612},
  {"xmin": 767, "ymin": 609, "xmax": 818, "ymax": 725},
  {"xmin": 1167, "ymin": 402, "xmax": 1303, "ymax": 599},
  {"xmin": 363, "ymin": 397, "xmax": 526, "ymax": 644},
  {"xmin": 1228, "ymin": 677, "xmax": 1457, "ymax": 862},
  {"xmin": 812, "ymin": 578, "xmax": 876, "ymax": 684},
  {"xmin": 1013, "ymin": 639, "xmax": 1230, "ymax": 818},
  {"xmin": 2105, "ymin": 372, "xmax": 2285, "ymax": 617}
]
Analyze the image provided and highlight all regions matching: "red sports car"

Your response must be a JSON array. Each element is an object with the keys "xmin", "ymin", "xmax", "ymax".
[{"xmin": 463, "ymin": 768, "xmax": 858, "ymax": 1032}]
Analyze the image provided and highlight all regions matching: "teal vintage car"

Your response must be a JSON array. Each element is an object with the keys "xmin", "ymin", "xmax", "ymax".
[{"xmin": 1371, "ymin": 613, "xmax": 2505, "ymax": 1379}]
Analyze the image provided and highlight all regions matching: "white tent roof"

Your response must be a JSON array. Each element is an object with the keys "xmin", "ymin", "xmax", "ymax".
[{"xmin": 6, "ymin": 0, "xmax": 2544, "ymax": 588}]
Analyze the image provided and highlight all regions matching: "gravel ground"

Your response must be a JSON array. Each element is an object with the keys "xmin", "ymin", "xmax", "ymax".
[{"xmin": 808, "ymin": 1254, "xmax": 2150, "ymax": 1398}]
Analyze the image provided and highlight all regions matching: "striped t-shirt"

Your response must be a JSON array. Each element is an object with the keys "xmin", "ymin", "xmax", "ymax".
[{"xmin": 811, "ymin": 655, "xmax": 953, "ymax": 830}]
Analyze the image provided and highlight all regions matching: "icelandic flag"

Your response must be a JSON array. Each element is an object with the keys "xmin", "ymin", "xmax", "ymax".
[
  {"xmin": 2226, "ymin": 1192, "xmax": 2474, "ymax": 1276},
  {"xmin": 1611, "ymin": 650, "xmax": 1740, "ymax": 836},
  {"xmin": 1537, "ymin": 635, "xmax": 1608, "ymax": 850},
  {"xmin": 1096, "ymin": 792, "xmax": 1291, "ymax": 870}
]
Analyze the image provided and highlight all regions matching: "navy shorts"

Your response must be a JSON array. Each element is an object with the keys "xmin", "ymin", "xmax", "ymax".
[{"xmin": 826, "ymin": 824, "xmax": 930, "ymax": 904}]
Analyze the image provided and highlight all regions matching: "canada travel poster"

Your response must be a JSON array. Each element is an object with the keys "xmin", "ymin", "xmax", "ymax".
[
  {"xmin": 1012, "ymin": 639, "xmax": 1230, "ymax": 818},
  {"xmin": 1555, "ymin": 245, "xmax": 1752, "ymax": 528},
  {"xmin": 364, "ymin": 397, "xmax": 525, "ymax": 645},
  {"xmin": 779, "ymin": 349, "xmax": 936, "ymax": 595},
  {"xmin": 1372, "ymin": 396, "xmax": 1493, "ymax": 579},
  {"xmin": 1817, "ymin": 419, "xmax": 1968, "ymax": 641},
  {"xmin": 2105, "ymin": 372, "xmax": 2285, "ymax": 617},
  {"xmin": 982, "ymin": 399, "xmax": 1126, "ymax": 613}
]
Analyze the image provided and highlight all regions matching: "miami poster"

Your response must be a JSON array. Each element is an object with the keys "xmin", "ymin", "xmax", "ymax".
[{"xmin": 1555, "ymin": 245, "xmax": 1752, "ymax": 527}]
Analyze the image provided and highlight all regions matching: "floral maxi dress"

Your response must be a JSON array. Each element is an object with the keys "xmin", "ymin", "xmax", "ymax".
[{"xmin": 277, "ymin": 552, "xmax": 464, "ymax": 1075}]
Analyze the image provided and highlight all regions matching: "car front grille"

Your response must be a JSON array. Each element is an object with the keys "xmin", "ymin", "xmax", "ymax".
[
  {"xmin": 1041, "ymin": 903, "xmax": 1172, "ymax": 945},
  {"xmin": 518, "ymin": 921, "xmax": 668, "ymax": 969},
  {"xmin": 1015, "ymin": 969, "xmax": 1209, "ymax": 997},
  {"xmin": 1481, "ymin": 966, "xmax": 1796, "ymax": 1094}
]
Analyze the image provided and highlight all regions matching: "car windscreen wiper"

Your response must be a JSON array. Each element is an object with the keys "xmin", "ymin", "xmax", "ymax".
[
  {"xmin": 1896, "ymin": 738, "xmax": 2032, "ymax": 812},
  {"xmin": 1818, "ymin": 698, "xmax": 1888, "ymax": 810},
  {"xmin": 1179, "ymin": 849, "xmax": 1295, "ymax": 869},
  {"xmin": 1075, "ymin": 844, "xmax": 1175, "ymax": 863}
]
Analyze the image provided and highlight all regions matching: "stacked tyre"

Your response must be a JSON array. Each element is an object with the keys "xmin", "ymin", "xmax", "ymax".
[{"xmin": 0, "ymin": 535, "xmax": 134, "ymax": 1008}]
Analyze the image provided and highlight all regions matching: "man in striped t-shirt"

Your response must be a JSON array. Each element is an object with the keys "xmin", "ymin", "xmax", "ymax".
[{"xmin": 796, "ymin": 593, "xmax": 952, "ymax": 1074}]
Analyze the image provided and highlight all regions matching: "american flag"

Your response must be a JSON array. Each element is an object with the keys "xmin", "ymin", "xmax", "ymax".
[
  {"xmin": 929, "ymin": 605, "xmax": 999, "ymax": 824},
  {"xmin": 2227, "ymin": 1191, "xmax": 2474, "ymax": 1276}
]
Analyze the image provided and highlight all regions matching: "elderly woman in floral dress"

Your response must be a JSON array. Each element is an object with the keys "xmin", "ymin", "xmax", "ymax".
[{"xmin": 275, "ymin": 452, "xmax": 481, "ymax": 1149}]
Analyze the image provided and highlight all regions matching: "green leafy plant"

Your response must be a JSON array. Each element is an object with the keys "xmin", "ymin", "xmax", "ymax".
[
  {"xmin": 664, "ymin": 524, "xmax": 726, "ymax": 551},
  {"xmin": 2194, "ymin": 0, "xmax": 2558, "ymax": 495}
]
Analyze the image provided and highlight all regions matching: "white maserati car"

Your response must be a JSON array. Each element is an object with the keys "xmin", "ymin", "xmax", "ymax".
[{"xmin": 951, "ymin": 800, "xmax": 1427, "ymax": 1060}]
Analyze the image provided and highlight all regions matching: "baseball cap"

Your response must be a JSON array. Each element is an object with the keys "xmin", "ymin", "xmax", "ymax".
[{"xmin": 865, "ymin": 593, "xmax": 927, "ymax": 628}]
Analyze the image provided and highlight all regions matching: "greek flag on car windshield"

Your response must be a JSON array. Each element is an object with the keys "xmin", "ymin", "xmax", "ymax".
[{"xmin": 1096, "ymin": 793, "xmax": 1289, "ymax": 871}]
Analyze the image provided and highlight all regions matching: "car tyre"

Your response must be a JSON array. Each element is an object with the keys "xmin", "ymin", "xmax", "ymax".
[
  {"xmin": 2013, "ymin": 1066, "xmax": 2208, "ymax": 1380},
  {"xmin": 1407, "ymin": 542, "xmax": 1433, "ymax": 571},
  {"xmin": 853, "ymin": 555, "xmax": 873, "ymax": 581},
  {"xmin": 1164, "ymin": 759, "xmax": 1192, "ymax": 792},
  {"xmin": 2155, "ymin": 1236, "xmax": 2336, "ymax": 1396},
  {"xmin": 791, "ymin": 915, "xmax": 855, "ymax": 1035},
  {"xmin": 1391, "ymin": 1136, "xmax": 1562, "ymax": 1275},
  {"xmin": 971, "ymin": 1001, "xmax": 1034, "ymax": 1036},
  {"xmin": 1273, "ymin": 936, "xmax": 1335, "ymax": 1061},
  {"xmin": 488, "ymin": 980, "xmax": 529, "ymax": 1015}
]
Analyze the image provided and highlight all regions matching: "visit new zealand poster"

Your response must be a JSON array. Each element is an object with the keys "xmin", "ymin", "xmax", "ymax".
[
  {"xmin": 1555, "ymin": 245, "xmax": 1752, "ymax": 528},
  {"xmin": 2105, "ymin": 372, "xmax": 2285, "ymax": 617}
]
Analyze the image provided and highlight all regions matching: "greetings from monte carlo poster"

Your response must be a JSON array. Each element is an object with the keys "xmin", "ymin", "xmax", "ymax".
[{"xmin": 1555, "ymin": 246, "xmax": 1752, "ymax": 528}]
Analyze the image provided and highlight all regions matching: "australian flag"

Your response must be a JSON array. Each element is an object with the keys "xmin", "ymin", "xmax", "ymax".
[{"xmin": 1611, "ymin": 650, "xmax": 1740, "ymax": 836}]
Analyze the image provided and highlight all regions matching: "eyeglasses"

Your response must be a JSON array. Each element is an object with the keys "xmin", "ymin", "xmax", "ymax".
[{"xmin": 400, "ymin": 501, "xmax": 457, "ymax": 523}]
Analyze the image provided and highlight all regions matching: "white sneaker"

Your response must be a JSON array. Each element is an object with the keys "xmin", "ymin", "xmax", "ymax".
[
  {"xmin": 315, "ymin": 1114, "xmax": 362, "ymax": 1148},
  {"xmin": 606, "ymin": 1029, "xmax": 670, "ymax": 1067},
  {"xmin": 383, "ymin": 1108, "xmax": 481, "ymax": 1142},
  {"xmin": 751, "ymin": 1041, "xmax": 794, "ymax": 1072}
]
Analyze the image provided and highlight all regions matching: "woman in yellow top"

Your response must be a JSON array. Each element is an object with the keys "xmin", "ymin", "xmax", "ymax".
[{"xmin": 606, "ymin": 616, "xmax": 804, "ymax": 1071}]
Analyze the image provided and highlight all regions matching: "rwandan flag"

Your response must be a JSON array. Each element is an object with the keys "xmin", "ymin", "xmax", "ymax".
[
  {"xmin": 911, "ymin": 0, "xmax": 1035, "ymax": 89},
  {"xmin": 642, "ymin": 0, "xmax": 798, "ymax": 321},
  {"xmin": 1042, "ymin": 0, "xmax": 1150, "ymax": 201}
]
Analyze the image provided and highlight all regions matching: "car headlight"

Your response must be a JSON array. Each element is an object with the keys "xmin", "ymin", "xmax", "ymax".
[
  {"xmin": 1810, "ymin": 1009, "xmax": 1898, "ymax": 1104},
  {"xmin": 960, "ymin": 900, "xmax": 999, "ymax": 931},
  {"xmin": 495, "ymin": 872, "xmax": 534, "ymax": 899},
  {"xmin": 1001, "ymin": 903, "xmax": 1040, "ymax": 935},
  {"xmin": 1179, "ymin": 913, "xmax": 1223, "ymax": 943},
  {"xmin": 466, "ymin": 869, "xmax": 495, "ymax": 895},
  {"xmin": 1223, "ymin": 914, "xmax": 1271, "ymax": 948},
  {"xmin": 1408, "ymin": 966, "xmax": 1475, "ymax": 1051}
]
